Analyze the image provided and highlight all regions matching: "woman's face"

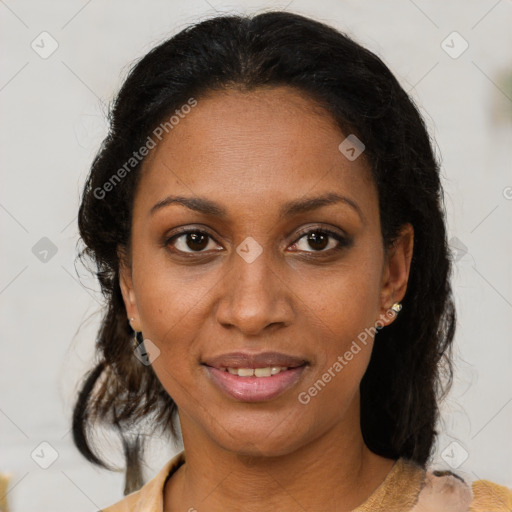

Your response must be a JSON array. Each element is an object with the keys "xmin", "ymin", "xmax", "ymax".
[{"xmin": 120, "ymin": 86, "xmax": 413, "ymax": 457}]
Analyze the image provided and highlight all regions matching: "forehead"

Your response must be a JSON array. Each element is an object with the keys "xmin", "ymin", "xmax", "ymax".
[{"xmin": 135, "ymin": 86, "xmax": 377, "ymax": 222}]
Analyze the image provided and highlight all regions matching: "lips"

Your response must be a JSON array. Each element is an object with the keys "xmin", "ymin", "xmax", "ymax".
[
  {"xmin": 202, "ymin": 351, "xmax": 307, "ymax": 370},
  {"xmin": 202, "ymin": 351, "xmax": 308, "ymax": 402}
]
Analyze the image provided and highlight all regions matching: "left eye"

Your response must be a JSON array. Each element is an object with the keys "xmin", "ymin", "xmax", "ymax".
[{"xmin": 291, "ymin": 229, "xmax": 347, "ymax": 252}]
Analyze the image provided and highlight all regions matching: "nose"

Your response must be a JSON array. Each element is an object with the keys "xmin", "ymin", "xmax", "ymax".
[{"xmin": 214, "ymin": 246, "xmax": 294, "ymax": 336}]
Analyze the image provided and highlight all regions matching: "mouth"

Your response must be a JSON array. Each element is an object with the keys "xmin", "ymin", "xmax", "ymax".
[
  {"xmin": 201, "ymin": 351, "xmax": 308, "ymax": 402},
  {"xmin": 217, "ymin": 366, "xmax": 297, "ymax": 377}
]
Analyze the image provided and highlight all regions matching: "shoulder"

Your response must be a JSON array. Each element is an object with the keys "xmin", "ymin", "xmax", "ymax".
[
  {"xmin": 99, "ymin": 451, "xmax": 185, "ymax": 512},
  {"xmin": 469, "ymin": 478, "xmax": 512, "ymax": 512},
  {"xmin": 411, "ymin": 466, "xmax": 512, "ymax": 512}
]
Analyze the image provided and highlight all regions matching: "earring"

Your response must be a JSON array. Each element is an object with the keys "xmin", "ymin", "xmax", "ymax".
[{"xmin": 391, "ymin": 302, "xmax": 402, "ymax": 314}]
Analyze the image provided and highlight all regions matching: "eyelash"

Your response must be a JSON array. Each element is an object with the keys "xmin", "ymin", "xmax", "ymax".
[{"xmin": 164, "ymin": 226, "xmax": 350, "ymax": 256}]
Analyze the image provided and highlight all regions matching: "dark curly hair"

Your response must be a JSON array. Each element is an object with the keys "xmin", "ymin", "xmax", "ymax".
[{"xmin": 73, "ymin": 10, "xmax": 455, "ymax": 495}]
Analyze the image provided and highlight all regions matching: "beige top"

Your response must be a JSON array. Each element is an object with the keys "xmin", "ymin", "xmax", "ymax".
[{"xmin": 100, "ymin": 451, "xmax": 512, "ymax": 512}]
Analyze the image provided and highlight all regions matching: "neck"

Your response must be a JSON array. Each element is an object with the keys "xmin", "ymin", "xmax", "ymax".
[{"xmin": 164, "ymin": 403, "xmax": 396, "ymax": 511}]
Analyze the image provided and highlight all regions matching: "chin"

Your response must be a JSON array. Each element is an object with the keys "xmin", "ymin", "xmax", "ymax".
[{"xmin": 208, "ymin": 415, "xmax": 306, "ymax": 459}]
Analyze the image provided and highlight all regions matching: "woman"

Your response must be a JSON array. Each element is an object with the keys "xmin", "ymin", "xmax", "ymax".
[{"xmin": 72, "ymin": 11, "xmax": 511, "ymax": 512}]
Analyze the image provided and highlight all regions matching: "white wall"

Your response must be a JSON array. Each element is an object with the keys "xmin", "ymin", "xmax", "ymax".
[{"xmin": 1, "ymin": 0, "xmax": 511, "ymax": 510}]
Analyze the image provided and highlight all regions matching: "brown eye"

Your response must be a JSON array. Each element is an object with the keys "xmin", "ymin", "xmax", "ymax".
[
  {"xmin": 167, "ymin": 230, "xmax": 220, "ymax": 253},
  {"xmin": 305, "ymin": 232, "xmax": 329, "ymax": 251},
  {"xmin": 291, "ymin": 229, "xmax": 349, "ymax": 253}
]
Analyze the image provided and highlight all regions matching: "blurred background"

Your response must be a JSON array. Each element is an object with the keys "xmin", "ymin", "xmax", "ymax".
[{"xmin": 1, "ymin": 0, "xmax": 511, "ymax": 510}]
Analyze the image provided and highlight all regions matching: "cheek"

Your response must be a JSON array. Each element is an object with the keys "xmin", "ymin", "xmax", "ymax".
[
  {"xmin": 292, "ymin": 255, "xmax": 381, "ymax": 400},
  {"xmin": 135, "ymin": 269, "xmax": 209, "ymax": 405},
  {"xmin": 131, "ymin": 253, "xmax": 224, "ymax": 402},
  {"xmin": 132, "ymin": 246, "xmax": 222, "ymax": 343},
  {"xmin": 286, "ymin": 333, "xmax": 374, "ymax": 448},
  {"xmin": 295, "ymin": 257, "xmax": 383, "ymax": 342}
]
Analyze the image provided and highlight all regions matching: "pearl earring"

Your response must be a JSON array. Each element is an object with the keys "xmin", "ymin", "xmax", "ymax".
[{"xmin": 391, "ymin": 302, "xmax": 402, "ymax": 313}]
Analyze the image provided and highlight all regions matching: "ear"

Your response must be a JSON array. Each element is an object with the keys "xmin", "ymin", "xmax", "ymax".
[
  {"xmin": 377, "ymin": 223, "xmax": 414, "ymax": 327},
  {"xmin": 118, "ymin": 245, "xmax": 141, "ymax": 332}
]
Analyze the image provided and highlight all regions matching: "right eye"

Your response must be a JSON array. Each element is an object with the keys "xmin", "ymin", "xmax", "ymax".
[{"xmin": 166, "ymin": 229, "xmax": 223, "ymax": 254}]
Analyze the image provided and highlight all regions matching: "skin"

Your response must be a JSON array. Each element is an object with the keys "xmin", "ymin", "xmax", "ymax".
[{"xmin": 119, "ymin": 86, "xmax": 414, "ymax": 511}]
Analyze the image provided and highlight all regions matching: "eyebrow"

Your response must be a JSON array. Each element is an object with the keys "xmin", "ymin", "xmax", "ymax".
[{"xmin": 150, "ymin": 192, "xmax": 363, "ymax": 221}]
